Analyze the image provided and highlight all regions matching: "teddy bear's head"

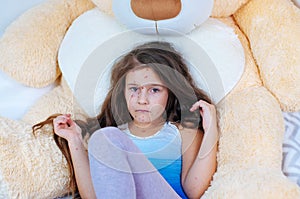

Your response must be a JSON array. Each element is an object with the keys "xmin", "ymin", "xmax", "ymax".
[{"xmin": 56, "ymin": 0, "xmax": 245, "ymax": 118}]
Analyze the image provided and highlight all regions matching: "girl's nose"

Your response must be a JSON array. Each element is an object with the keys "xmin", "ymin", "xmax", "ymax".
[{"xmin": 137, "ymin": 88, "xmax": 148, "ymax": 104}]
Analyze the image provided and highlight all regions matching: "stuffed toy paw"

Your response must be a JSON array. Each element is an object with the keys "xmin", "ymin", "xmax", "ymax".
[{"xmin": 0, "ymin": 0, "xmax": 299, "ymax": 198}]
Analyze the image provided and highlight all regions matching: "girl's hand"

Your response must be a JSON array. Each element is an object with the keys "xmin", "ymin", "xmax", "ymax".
[
  {"xmin": 190, "ymin": 100, "xmax": 217, "ymax": 132},
  {"xmin": 53, "ymin": 114, "xmax": 82, "ymax": 142}
]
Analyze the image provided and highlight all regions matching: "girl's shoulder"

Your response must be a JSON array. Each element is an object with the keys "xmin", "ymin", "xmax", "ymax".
[{"xmin": 169, "ymin": 121, "xmax": 181, "ymax": 129}]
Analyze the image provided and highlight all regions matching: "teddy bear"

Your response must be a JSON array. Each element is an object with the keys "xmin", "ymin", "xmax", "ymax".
[{"xmin": 0, "ymin": 0, "xmax": 299, "ymax": 198}]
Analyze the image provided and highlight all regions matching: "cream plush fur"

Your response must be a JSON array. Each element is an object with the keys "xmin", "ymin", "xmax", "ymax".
[{"xmin": 0, "ymin": 0, "xmax": 300, "ymax": 198}]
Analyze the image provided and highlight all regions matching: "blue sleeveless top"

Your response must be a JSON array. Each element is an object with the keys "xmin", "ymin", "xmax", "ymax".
[{"xmin": 120, "ymin": 122, "xmax": 188, "ymax": 199}]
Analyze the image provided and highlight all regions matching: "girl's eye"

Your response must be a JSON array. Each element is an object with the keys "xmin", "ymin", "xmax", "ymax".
[
  {"xmin": 129, "ymin": 87, "xmax": 138, "ymax": 92},
  {"xmin": 150, "ymin": 88, "xmax": 160, "ymax": 93}
]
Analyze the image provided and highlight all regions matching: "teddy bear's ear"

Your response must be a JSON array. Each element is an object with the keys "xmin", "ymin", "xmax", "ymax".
[
  {"xmin": 0, "ymin": 0, "xmax": 94, "ymax": 88},
  {"xmin": 211, "ymin": 0, "xmax": 250, "ymax": 17}
]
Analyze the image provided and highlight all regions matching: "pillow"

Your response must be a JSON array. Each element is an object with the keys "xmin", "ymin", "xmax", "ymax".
[
  {"xmin": 58, "ymin": 8, "xmax": 245, "ymax": 117},
  {"xmin": 282, "ymin": 111, "xmax": 300, "ymax": 186}
]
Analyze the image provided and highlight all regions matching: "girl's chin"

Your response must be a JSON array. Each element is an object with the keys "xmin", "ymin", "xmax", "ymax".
[
  {"xmin": 133, "ymin": 118, "xmax": 151, "ymax": 125},
  {"xmin": 131, "ymin": 113, "xmax": 165, "ymax": 125},
  {"xmin": 133, "ymin": 117, "xmax": 164, "ymax": 126}
]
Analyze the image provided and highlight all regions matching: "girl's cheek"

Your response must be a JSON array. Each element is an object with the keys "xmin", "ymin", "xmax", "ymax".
[
  {"xmin": 128, "ymin": 93, "xmax": 137, "ymax": 104},
  {"xmin": 148, "ymin": 93, "xmax": 161, "ymax": 101}
]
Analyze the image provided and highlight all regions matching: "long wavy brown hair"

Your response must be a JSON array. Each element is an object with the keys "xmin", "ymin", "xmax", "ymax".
[{"xmin": 33, "ymin": 41, "xmax": 211, "ymax": 197}]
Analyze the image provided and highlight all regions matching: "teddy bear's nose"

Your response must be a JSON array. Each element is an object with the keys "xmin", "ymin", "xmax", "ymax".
[
  {"xmin": 113, "ymin": 0, "xmax": 213, "ymax": 34},
  {"xmin": 131, "ymin": 0, "xmax": 181, "ymax": 21}
]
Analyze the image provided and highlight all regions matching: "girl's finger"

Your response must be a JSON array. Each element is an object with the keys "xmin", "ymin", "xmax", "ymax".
[
  {"xmin": 56, "ymin": 116, "xmax": 77, "ymax": 130},
  {"xmin": 54, "ymin": 115, "xmax": 71, "ymax": 123},
  {"xmin": 65, "ymin": 117, "xmax": 76, "ymax": 127},
  {"xmin": 190, "ymin": 101, "xmax": 201, "ymax": 111},
  {"xmin": 190, "ymin": 100, "xmax": 209, "ymax": 111}
]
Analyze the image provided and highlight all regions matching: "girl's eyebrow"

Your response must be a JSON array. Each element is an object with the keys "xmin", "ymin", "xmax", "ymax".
[{"xmin": 127, "ymin": 83, "xmax": 165, "ymax": 87}]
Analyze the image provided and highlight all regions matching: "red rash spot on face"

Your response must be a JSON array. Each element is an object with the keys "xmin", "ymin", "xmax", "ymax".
[
  {"xmin": 144, "ymin": 75, "xmax": 148, "ymax": 79},
  {"xmin": 194, "ymin": 177, "xmax": 198, "ymax": 180}
]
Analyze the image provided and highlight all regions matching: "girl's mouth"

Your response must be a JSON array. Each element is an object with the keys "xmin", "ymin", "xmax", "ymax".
[{"xmin": 135, "ymin": 110, "xmax": 150, "ymax": 113}]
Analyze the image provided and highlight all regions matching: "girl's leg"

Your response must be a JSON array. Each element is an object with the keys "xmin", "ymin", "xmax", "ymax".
[{"xmin": 88, "ymin": 127, "xmax": 180, "ymax": 199}]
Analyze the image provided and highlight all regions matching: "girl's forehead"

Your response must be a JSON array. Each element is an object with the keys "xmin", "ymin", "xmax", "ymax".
[{"xmin": 125, "ymin": 67, "xmax": 164, "ymax": 85}]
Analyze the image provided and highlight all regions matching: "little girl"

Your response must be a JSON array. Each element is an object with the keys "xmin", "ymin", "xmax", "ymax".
[{"xmin": 33, "ymin": 41, "xmax": 218, "ymax": 199}]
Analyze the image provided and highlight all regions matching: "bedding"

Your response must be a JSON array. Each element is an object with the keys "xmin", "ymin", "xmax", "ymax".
[
  {"xmin": 283, "ymin": 112, "xmax": 300, "ymax": 186},
  {"xmin": 0, "ymin": 69, "xmax": 55, "ymax": 120}
]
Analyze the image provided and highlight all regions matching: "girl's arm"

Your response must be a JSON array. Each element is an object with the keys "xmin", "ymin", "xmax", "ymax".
[
  {"xmin": 53, "ymin": 114, "xmax": 96, "ymax": 199},
  {"xmin": 180, "ymin": 100, "xmax": 218, "ymax": 199}
]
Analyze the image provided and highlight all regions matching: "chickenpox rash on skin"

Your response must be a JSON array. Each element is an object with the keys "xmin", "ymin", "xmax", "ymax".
[{"xmin": 144, "ymin": 75, "xmax": 148, "ymax": 79}]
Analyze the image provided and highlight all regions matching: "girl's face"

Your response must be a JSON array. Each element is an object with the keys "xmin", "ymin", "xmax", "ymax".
[{"xmin": 124, "ymin": 67, "xmax": 169, "ymax": 126}]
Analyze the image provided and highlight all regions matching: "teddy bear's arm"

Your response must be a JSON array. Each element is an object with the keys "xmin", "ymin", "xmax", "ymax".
[
  {"xmin": 234, "ymin": 0, "xmax": 300, "ymax": 112},
  {"xmin": 0, "ymin": 0, "xmax": 95, "ymax": 88},
  {"xmin": 200, "ymin": 17, "xmax": 300, "ymax": 198}
]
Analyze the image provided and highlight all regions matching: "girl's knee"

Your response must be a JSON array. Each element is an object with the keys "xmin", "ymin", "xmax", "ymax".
[
  {"xmin": 101, "ymin": 126, "xmax": 127, "ymax": 139},
  {"xmin": 88, "ymin": 127, "xmax": 127, "ymax": 151}
]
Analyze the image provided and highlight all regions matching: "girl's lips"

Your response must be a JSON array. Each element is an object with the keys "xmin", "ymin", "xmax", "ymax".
[{"xmin": 135, "ymin": 110, "xmax": 150, "ymax": 112}]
